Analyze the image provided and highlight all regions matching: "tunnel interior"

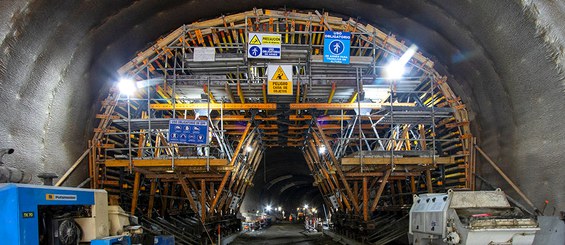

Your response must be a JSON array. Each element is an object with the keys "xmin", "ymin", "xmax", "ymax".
[{"xmin": 1, "ymin": 0, "xmax": 565, "ymax": 243}]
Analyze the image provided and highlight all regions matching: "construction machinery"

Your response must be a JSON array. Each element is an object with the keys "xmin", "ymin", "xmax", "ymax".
[{"xmin": 409, "ymin": 189, "xmax": 539, "ymax": 245}]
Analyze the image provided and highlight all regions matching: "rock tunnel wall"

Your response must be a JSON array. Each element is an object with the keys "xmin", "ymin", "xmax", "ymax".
[{"xmin": 0, "ymin": 0, "xmax": 564, "ymax": 213}]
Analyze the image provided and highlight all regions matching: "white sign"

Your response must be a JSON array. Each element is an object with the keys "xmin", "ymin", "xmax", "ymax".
[
  {"xmin": 193, "ymin": 47, "xmax": 216, "ymax": 62},
  {"xmin": 267, "ymin": 64, "xmax": 293, "ymax": 95},
  {"xmin": 46, "ymin": 194, "xmax": 77, "ymax": 201},
  {"xmin": 247, "ymin": 33, "xmax": 281, "ymax": 59}
]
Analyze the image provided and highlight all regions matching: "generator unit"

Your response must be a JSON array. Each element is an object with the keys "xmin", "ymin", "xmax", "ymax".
[
  {"xmin": 0, "ymin": 183, "xmax": 109, "ymax": 244},
  {"xmin": 409, "ymin": 189, "xmax": 539, "ymax": 245}
]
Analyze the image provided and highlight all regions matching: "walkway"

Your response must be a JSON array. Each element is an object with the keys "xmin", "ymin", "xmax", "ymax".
[{"xmin": 229, "ymin": 222, "xmax": 339, "ymax": 245}]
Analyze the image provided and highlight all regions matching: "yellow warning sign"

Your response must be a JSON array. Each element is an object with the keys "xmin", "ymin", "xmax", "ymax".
[
  {"xmin": 249, "ymin": 35, "xmax": 261, "ymax": 45},
  {"xmin": 271, "ymin": 66, "xmax": 289, "ymax": 80},
  {"xmin": 262, "ymin": 35, "xmax": 281, "ymax": 45},
  {"xmin": 46, "ymin": 194, "xmax": 54, "ymax": 200},
  {"xmin": 268, "ymin": 81, "xmax": 293, "ymax": 95}
]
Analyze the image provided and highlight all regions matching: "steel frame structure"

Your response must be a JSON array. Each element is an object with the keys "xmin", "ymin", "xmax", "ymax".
[{"xmin": 83, "ymin": 8, "xmax": 474, "ymax": 243}]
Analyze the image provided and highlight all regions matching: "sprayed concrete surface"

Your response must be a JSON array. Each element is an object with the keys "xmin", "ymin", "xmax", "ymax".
[{"xmin": 230, "ymin": 222, "xmax": 339, "ymax": 245}]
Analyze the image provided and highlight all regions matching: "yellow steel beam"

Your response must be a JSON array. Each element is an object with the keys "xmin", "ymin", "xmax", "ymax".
[
  {"xmin": 237, "ymin": 81, "xmax": 245, "ymax": 103},
  {"xmin": 340, "ymin": 156, "xmax": 455, "ymax": 165},
  {"xmin": 105, "ymin": 158, "xmax": 229, "ymax": 167},
  {"xmin": 324, "ymin": 82, "xmax": 336, "ymax": 115}
]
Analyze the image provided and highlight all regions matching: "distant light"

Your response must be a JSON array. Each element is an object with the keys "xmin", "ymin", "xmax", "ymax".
[
  {"xmin": 266, "ymin": 205, "xmax": 272, "ymax": 211},
  {"xmin": 304, "ymin": 204, "xmax": 309, "ymax": 209},
  {"xmin": 246, "ymin": 146, "xmax": 253, "ymax": 152},
  {"xmin": 118, "ymin": 78, "xmax": 137, "ymax": 96},
  {"xmin": 165, "ymin": 169, "xmax": 174, "ymax": 173},
  {"xmin": 278, "ymin": 206, "xmax": 282, "ymax": 211},
  {"xmin": 319, "ymin": 146, "xmax": 326, "ymax": 154},
  {"xmin": 384, "ymin": 44, "xmax": 418, "ymax": 80}
]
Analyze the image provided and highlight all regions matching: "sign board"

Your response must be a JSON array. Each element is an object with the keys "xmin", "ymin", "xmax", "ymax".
[
  {"xmin": 168, "ymin": 119, "xmax": 208, "ymax": 145},
  {"xmin": 247, "ymin": 33, "xmax": 282, "ymax": 59},
  {"xmin": 323, "ymin": 31, "xmax": 351, "ymax": 64},
  {"xmin": 193, "ymin": 47, "xmax": 215, "ymax": 62},
  {"xmin": 267, "ymin": 64, "xmax": 293, "ymax": 95}
]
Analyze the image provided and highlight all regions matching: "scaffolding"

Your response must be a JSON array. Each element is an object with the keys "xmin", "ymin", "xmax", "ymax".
[{"xmin": 82, "ymin": 8, "xmax": 474, "ymax": 243}]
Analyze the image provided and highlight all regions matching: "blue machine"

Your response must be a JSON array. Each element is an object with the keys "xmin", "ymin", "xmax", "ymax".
[
  {"xmin": 154, "ymin": 235, "xmax": 175, "ymax": 244},
  {"xmin": 91, "ymin": 235, "xmax": 131, "ymax": 245},
  {"xmin": 0, "ymin": 183, "xmax": 105, "ymax": 244}
]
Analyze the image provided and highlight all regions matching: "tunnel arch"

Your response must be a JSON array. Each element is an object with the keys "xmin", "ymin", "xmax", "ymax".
[{"xmin": 0, "ymin": 1, "xmax": 564, "ymax": 241}]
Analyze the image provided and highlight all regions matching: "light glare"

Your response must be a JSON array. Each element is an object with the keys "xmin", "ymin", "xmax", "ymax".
[
  {"xmin": 384, "ymin": 44, "xmax": 418, "ymax": 80},
  {"xmin": 118, "ymin": 78, "xmax": 137, "ymax": 95}
]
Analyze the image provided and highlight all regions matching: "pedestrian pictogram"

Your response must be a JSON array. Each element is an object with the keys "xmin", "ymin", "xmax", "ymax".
[
  {"xmin": 249, "ymin": 35, "xmax": 261, "ymax": 45},
  {"xmin": 249, "ymin": 46, "xmax": 260, "ymax": 57},
  {"xmin": 271, "ymin": 66, "xmax": 289, "ymax": 80},
  {"xmin": 329, "ymin": 40, "xmax": 344, "ymax": 55}
]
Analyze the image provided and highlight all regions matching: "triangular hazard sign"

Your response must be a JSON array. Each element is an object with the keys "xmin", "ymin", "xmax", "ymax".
[
  {"xmin": 271, "ymin": 66, "xmax": 289, "ymax": 80},
  {"xmin": 249, "ymin": 35, "xmax": 261, "ymax": 45}
]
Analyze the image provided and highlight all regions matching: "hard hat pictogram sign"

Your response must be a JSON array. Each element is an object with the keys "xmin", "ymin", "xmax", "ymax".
[
  {"xmin": 249, "ymin": 35, "xmax": 261, "ymax": 45},
  {"xmin": 271, "ymin": 66, "xmax": 289, "ymax": 80},
  {"xmin": 267, "ymin": 64, "xmax": 293, "ymax": 95}
]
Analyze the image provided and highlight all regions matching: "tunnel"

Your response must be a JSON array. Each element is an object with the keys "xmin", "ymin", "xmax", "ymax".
[{"xmin": 0, "ymin": 0, "xmax": 564, "ymax": 244}]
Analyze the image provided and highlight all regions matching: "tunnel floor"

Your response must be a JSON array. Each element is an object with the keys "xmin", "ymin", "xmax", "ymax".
[{"xmin": 229, "ymin": 222, "xmax": 340, "ymax": 245}]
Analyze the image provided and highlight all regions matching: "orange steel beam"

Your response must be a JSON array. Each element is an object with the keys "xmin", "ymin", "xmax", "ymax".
[
  {"xmin": 341, "ymin": 157, "xmax": 455, "ymax": 165},
  {"xmin": 105, "ymin": 158, "xmax": 229, "ymax": 167},
  {"xmin": 149, "ymin": 102, "xmax": 414, "ymax": 110},
  {"xmin": 209, "ymin": 122, "xmax": 252, "ymax": 213},
  {"xmin": 370, "ymin": 169, "xmax": 392, "ymax": 212}
]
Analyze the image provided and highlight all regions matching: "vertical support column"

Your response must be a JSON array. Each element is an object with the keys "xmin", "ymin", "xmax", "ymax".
[
  {"xmin": 362, "ymin": 177, "xmax": 368, "ymax": 221},
  {"xmin": 131, "ymin": 171, "xmax": 141, "ymax": 215},
  {"xmin": 201, "ymin": 179, "xmax": 207, "ymax": 221},
  {"xmin": 426, "ymin": 170, "xmax": 433, "ymax": 193},
  {"xmin": 147, "ymin": 179, "xmax": 157, "ymax": 218},
  {"xmin": 161, "ymin": 182, "xmax": 170, "ymax": 217}
]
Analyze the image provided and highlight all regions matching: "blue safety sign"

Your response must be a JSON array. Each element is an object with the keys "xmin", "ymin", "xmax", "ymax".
[
  {"xmin": 323, "ymin": 31, "xmax": 351, "ymax": 64},
  {"xmin": 262, "ymin": 47, "xmax": 281, "ymax": 57},
  {"xmin": 249, "ymin": 46, "xmax": 261, "ymax": 57},
  {"xmin": 168, "ymin": 119, "xmax": 208, "ymax": 145},
  {"xmin": 247, "ymin": 33, "xmax": 281, "ymax": 59}
]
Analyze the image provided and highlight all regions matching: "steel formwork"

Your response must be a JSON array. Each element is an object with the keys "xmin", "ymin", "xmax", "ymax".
[{"xmin": 82, "ymin": 8, "xmax": 474, "ymax": 243}]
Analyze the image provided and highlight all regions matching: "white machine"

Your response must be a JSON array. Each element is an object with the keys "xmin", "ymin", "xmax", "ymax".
[{"xmin": 409, "ymin": 189, "xmax": 539, "ymax": 245}]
